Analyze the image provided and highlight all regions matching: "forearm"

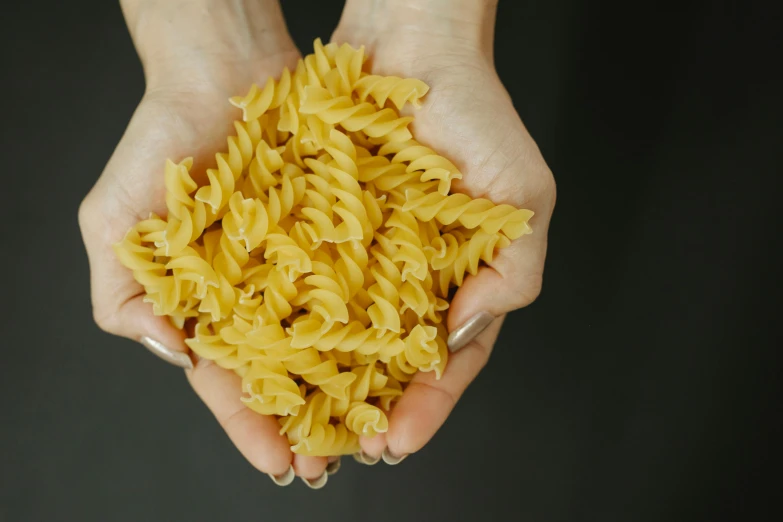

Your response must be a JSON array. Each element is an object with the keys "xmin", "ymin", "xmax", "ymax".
[{"xmin": 120, "ymin": 0, "xmax": 294, "ymax": 89}]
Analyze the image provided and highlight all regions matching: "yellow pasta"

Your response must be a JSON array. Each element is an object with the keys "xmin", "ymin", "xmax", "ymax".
[
  {"xmin": 377, "ymin": 139, "xmax": 462, "ymax": 195},
  {"xmin": 401, "ymin": 188, "xmax": 535, "ymax": 238},
  {"xmin": 113, "ymin": 39, "xmax": 534, "ymax": 457},
  {"xmin": 353, "ymin": 75, "xmax": 430, "ymax": 111},
  {"xmin": 300, "ymin": 87, "xmax": 414, "ymax": 143}
]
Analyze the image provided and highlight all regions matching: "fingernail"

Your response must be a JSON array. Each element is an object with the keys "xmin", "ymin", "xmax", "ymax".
[
  {"xmin": 381, "ymin": 447, "xmax": 408, "ymax": 465},
  {"xmin": 268, "ymin": 465, "xmax": 295, "ymax": 486},
  {"xmin": 139, "ymin": 337, "xmax": 194, "ymax": 369},
  {"xmin": 326, "ymin": 457, "xmax": 341, "ymax": 475},
  {"xmin": 301, "ymin": 470, "xmax": 328, "ymax": 489},
  {"xmin": 447, "ymin": 312, "xmax": 495, "ymax": 353},
  {"xmin": 352, "ymin": 451, "xmax": 380, "ymax": 465}
]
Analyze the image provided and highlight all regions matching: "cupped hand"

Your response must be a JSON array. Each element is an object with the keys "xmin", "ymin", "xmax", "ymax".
[
  {"xmin": 78, "ymin": 0, "xmax": 329, "ymax": 485},
  {"xmin": 332, "ymin": 0, "xmax": 556, "ymax": 463}
]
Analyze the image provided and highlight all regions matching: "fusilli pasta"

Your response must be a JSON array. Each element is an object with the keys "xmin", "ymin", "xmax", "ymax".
[{"xmin": 113, "ymin": 39, "xmax": 534, "ymax": 457}]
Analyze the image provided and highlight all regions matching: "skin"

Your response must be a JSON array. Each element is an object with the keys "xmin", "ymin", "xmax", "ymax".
[{"xmin": 79, "ymin": 0, "xmax": 555, "ymax": 481}]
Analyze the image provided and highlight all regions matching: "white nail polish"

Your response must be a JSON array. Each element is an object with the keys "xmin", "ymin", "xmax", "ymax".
[
  {"xmin": 326, "ymin": 457, "xmax": 341, "ymax": 475},
  {"xmin": 268, "ymin": 465, "xmax": 295, "ymax": 486},
  {"xmin": 352, "ymin": 451, "xmax": 380, "ymax": 465},
  {"xmin": 381, "ymin": 447, "xmax": 408, "ymax": 465},
  {"xmin": 301, "ymin": 471, "xmax": 328, "ymax": 489},
  {"xmin": 447, "ymin": 312, "xmax": 495, "ymax": 353},
  {"xmin": 139, "ymin": 337, "xmax": 193, "ymax": 369}
]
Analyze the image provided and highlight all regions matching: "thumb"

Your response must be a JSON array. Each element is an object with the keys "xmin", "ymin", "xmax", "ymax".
[
  {"xmin": 114, "ymin": 296, "xmax": 192, "ymax": 370},
  {"xmin": 446, "ymin": 225, "xmax": 549, "ymax": 352},
  {"xmin": 79, "ymin": 191, "xmax": 192, "ymax": 370}
]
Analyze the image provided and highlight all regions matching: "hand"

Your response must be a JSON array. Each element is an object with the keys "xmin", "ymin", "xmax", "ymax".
[
  {"xmin": 78, "ymin": 0, "xmax": 330, "ymax": 485},
  {"xmin": 332, "ymin": 0, "xmax": 556, "ymax": 463}
]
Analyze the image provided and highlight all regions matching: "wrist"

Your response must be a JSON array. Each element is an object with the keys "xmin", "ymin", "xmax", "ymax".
[
  {"xmin": 337, "ymin": 0, "xmax": 498, "ymax": 54},
  {"xmin": 121, "ymin": 0, "xmax": 295, "ymax": 90}
]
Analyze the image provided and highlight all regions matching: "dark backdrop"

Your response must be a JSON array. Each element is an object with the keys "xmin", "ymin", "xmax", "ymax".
[{"xmin": 1, "ymin": 1, "xmax": 780, "ymax": 521}]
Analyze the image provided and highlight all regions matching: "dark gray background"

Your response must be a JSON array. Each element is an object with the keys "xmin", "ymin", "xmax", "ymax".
[{"xmin": 1, "ymin": 0, "xmax": 780, "ymax": 521}]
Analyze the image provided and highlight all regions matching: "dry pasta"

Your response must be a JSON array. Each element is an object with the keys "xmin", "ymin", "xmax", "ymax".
[{"xmin": 114, "ymin": 39, "xmax": 534, "ymax": 457}]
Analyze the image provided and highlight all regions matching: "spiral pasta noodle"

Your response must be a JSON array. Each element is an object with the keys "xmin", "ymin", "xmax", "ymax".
[
  {"xmin": 353, "ymin": 75, "xmax": 430, "ymax": 110},
  {"xmin": 113, "ymin": 39, "xmax": 534, "ymax": 457}
]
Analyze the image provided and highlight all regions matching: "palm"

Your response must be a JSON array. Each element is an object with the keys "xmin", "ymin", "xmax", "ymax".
[
  {"xmin": 81, "ymin": 43, "xmax": 324, "ymax": 480},
  {"xmin": 379, "ymin": 44, "xmax": 524, "ymax": 200},
  {"xmin": 112, "ymin": 53, "xmax": 299, "ymax": 220},
  {"xmin": 96, "ymin": 52, "xmax": 300, "ymax": 314},
  {"xmin": 333, "ymin": 20, "xmax": 554, "ymax": 458},
  {"xmin": 336, "ymin": 24, "xmax": 552, "ymax": 305}
]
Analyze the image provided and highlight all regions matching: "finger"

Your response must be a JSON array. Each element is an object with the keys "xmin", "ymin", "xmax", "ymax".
[
  {"xmin": 359, "ymin": 432, "xmax": 387, "ymax": 460},
  {"xmin": 446, "ymin": 163, "xmax": 555, "ymax": 349},
  {"xmin": 186, "ymin": 359, "xmax": 294, "ymax": 478},
  {"xmin": 448, "ymin": 226, "xmax": 548, "ymax": 336},
  {"xmin": 296, "ymin": 454, "xmax": 330, "ymax": 489},
  {"xmin": 389, "ymin": 184, "xmax": 553, "ymax": 456},
  {"xmin": 120, "ymin": 296, "xmax": 193, "ymax": 369},
  {"xmin": 384, "ymin": 317, "xmax": 504, "ymax": 457},
  {"xmin": 365, "ymin": 222, "xmax": 548, "ymax": 459},
  {"xmin": 357, "ymin": 405, "xmax": 390, "ymax": 463},
  {"xmin": 79, "ymin": 83, "xmax": 275, "ymax": 364},
  {"xmin": 293, "ymin": 454, "xmax": 328, "ymax": 481},
  {"xmin": 79, "ymin": 186, "xmax": 191, "ymax": 368}
]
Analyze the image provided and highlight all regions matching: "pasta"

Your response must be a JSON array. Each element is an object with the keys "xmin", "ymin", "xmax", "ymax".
[{"xmin": 113, "ymin": 39, "xmax": 534, "ymax": 457}]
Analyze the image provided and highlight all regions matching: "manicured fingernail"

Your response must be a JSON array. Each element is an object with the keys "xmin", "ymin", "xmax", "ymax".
[
  {"xmin": 301, "ymin": 470, "xmax": 328, "ymax": 489},
  {"xmin": 326, "ymin": 457, "xmax": 341, "ymax": 475},
  {"xmin": 139, "ymin": 336, "xmax": 193, "ymax": 369},
  {"xmin": 381, "ymin": 447, "xmax": 408, "ymax": 465},
  {"xmin": 268, "ymin": 465, "xmax": 295, "ymax": 486},
  {"xmin": 447, "ymin": 312, "xmax": 495, "ymax": 353},
  {"xmin": 352, "ymin": 451, "xmax": 380, "ymax": 465}
]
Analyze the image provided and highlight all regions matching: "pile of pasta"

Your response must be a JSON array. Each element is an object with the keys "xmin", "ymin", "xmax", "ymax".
[{"xmin": 115, "ymin": 39, "xmax": 533, "ymax": 456}]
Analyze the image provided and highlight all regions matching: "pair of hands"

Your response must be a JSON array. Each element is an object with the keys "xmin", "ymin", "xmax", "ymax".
[{"xmin": 79, "ymin": 0, "xmax": 555, "ymax": 484}]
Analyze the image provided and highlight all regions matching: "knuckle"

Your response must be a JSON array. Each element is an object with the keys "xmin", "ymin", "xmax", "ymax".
[
  {"xmin": 190, "ymin": 356, "xmax": 216, "ymax": 382},
  {"xmin": 541, "ymin": 167, "xmax": 557, "ymax": 208},
  {"xmin": 528, "ymin": 164, "xmax": 556, "ymax": 204},
  {"xmin": 469, "ymin": 339, "xmax": 493, "ymax": 372},
  {"xmin": 77, "ymin": 193, "xmax": 95, "ymax": 232},
  {"xmin": 414, "ymin": 381, "xmax": 457, "ymax": 413},
  {"xmin": 503, "ymin": 151, "xmax": 556, "ymax": 210},
  {"xmin": 218, "ymin": 405, "xmax": 253, "ymax": 433},
  {"xmin": 510, "ymin": 272, "xmax": 544, "ymax": 309},
  {"xmin": 91, "ymin": 306, "xmax": 119, "ymax": 334}
]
